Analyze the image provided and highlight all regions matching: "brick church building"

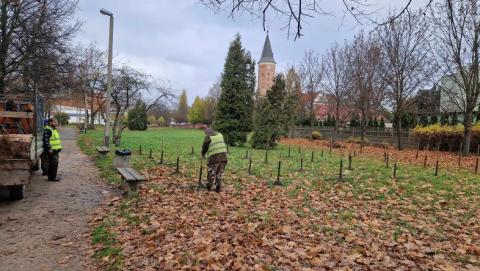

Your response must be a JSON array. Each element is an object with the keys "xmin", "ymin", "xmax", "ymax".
[{"xmin": 257, "ymin": 33, "xmax": 276, "ymax": 98}]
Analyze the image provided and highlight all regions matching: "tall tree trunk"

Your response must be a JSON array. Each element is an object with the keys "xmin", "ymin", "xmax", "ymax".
[
  {"xmin": 0, "ymin": 76, "xmax": 5, "ymax": 98},
  {"xmin": 0, "ymin": 3, "xmax": 9, "ymax": 98},
  {"xmin": 111, "ymin": 108, "xmax": 121, "ymax": 145}
]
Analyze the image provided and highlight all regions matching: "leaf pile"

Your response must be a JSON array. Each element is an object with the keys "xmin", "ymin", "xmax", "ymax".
[
  {"xmin": 281, "ymin": 138, "xmax": 480, "ymax": 172},
  {"xmin": 90, "ymin": 166, "xmax": 480, "ymax": 270}
]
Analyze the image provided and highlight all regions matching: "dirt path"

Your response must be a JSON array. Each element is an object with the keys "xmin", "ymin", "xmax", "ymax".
[{"xmin": 0, "ymin": 127, "xmax": 107, "ymax": 271}]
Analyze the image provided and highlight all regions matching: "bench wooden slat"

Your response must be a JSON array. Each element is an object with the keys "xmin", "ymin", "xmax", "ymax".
[
  {"xmin": 96, "ymin": 146, "xmax": 110, "ymax": 154},
  {"xmin": 117, "ymin": 168, "xmax": 136, "ymax": 181},
  {"xmin": 125, "ymin": 168, "xmax": 146, "ymax": 181},
  {"xmin": 117, "ymin": 167, "xmax": 145, "ymax": 183},
  {"xmin": 118, "ymin": 168, "xmax": 135, "ymax": 180}
]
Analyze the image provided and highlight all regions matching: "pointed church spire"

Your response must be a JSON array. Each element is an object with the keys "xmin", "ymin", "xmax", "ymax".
[{"xmin": 259, "ymin": 32, "xmax": 276, "ymax": 64}]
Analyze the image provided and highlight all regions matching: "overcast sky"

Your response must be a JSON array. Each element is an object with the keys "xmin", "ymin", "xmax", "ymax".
[{"xmin": 75, "ymin": 0, "xmax": 428, "ymax": 105}]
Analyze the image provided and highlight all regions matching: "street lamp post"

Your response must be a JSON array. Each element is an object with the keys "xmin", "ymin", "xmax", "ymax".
[{"xmin": 100, "ymin": 8, "xmax": 114, "ymax": 147}]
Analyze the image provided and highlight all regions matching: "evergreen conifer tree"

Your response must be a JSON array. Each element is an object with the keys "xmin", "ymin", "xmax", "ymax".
[
  {"xmin": 379, "ymin": 117, "xmax": 386, "ymax": 128},
  {"xmin": 214, "ymin": 34, "xmax": 255, "ymax": 145},
  {"xmin": 450, "ymin": 112, "xmax": 459, "ymax": 125},
  {"xmin": 420, "ymin": 115, "xmax": 429, "ymax": 126},
  {"xmin": 128, "ymin": 101, "xmax": 148, "ymax": 131},
  {"xmin": 440, "ymin": 113, "xmax": 449, "ymax": 125},
  {"xmin": 252, "ymin": 75, "xmax": 288, "ymax": 149},
  {"xmin": 368, "ymin": 117, "xmax": 374, "ymax": 127}
]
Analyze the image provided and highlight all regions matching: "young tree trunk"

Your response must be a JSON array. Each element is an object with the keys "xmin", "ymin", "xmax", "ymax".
[
  {"xmin": 395, "ymin": 112, "xmax": 403, "ymax": 150},
  {"xmin": 89, "ymin": 89, "xmax": 96, "ymax": 129},
  {"xmin": 334, "ymin": 101, "xmax": 340, "ymax": 144},
  {"xmin": 360, "ymin": 114, "xmax": 366, "ymax": 151},
  {"xmin": 463, "ymin": 112, "xmax": 473, "ymax": 154},
  {"xmin": 83, "ymin": 91, "xmax": 89, "ymax": 130}
]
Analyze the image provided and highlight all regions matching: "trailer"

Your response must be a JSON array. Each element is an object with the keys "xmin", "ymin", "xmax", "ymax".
[{"xmin": 0, "ymin": 92, "xmax": 44, "ymax": 200}]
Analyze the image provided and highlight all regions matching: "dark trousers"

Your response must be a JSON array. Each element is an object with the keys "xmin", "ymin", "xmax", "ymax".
[
  {"xmin": 41, "ymin": 151, "xmax": 49, "ymax": 174},
  {"xmin": 47, "ymin": 151, "xmax": 59, "ymax": 180},
  {"xmin": 207, "ymin": 162, "xmax": 226, "ymax": 188}
]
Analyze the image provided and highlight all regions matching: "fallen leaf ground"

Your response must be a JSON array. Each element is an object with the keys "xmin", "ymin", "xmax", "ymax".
[
  {"xmin": 281, "ymin": 138, "xmax": 480, "ymax": 173},
  {"xmin": 80, "ymin": 128, "xmax": 480, "ymax": 270}
]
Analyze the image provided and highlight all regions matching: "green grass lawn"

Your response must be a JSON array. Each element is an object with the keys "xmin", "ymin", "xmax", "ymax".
[
  {"xmin": 79, "ymin": 128, "xmax": 480, "ymax": 270},
  {"xmin": 79, "ymin": 127, "xmax": 479, "ymax": 202}
]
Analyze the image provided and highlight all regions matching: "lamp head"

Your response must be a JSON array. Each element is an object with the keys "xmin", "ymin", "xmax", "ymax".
[{"xmin": 100, "ymin": 9, "xmax": 113, "ymax": 17}]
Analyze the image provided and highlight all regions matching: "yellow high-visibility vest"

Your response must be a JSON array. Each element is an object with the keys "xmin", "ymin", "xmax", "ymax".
[
  {"xmin": 45, "ymin": 126, "xmax": 62, "ymax": 150},
  {"xmin": 207, "ymin": 133, "xmax": 227, "ymax": 157}
]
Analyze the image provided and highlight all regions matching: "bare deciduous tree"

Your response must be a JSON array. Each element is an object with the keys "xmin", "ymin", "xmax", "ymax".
[
  {"xmin": 203, "ymin": 77, "xmax": 222, "ymax": 124},
  {"xmin": 73, "ymin": 44, "xmax": 107, "ymax": 129},
  {"xmin": 321, "ymin": 42, "xmax": 349, "ymax": 139},
  {"xmin": 0, "ymin": 0, "xmax": 79, "ymax": 97},
  {"xmin": 110, "ymin": 65, "xmax": 174, "ymax": 145},
  {"xmin": 377, "ymin": 10, "xmax": 430, "ymax": 150},
  {"xmin": 298, "ymin": 50, "xmax": 323, "ymax": 128},
  {"xmin": 345, "ymin": 32, "xmax": 386, "ymax": 149},
  {"xmin": 430, "ymin": 0, "xmax": 480, "ymax": 153},
  {"xmin": 284, "ymin": 66, "xmax": 302, "ymax": 132},
  {"xmin": 200, "ymin": 0, "xmax": 435, "ymax": 39}
]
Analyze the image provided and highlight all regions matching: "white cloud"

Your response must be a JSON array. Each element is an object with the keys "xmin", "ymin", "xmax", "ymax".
[{"xmin": 75, "ymin": 0, "xmax": 429, "ymax": 104}]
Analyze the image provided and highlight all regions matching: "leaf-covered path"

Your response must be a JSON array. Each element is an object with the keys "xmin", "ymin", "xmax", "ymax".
[{"xmin": 0, "ymin": 128, "xmax": 106, "ymax": 271}]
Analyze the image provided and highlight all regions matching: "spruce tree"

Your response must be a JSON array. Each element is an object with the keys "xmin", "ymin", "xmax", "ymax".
[
  {"xmin": 128, "ymin": 101, "xmax": 148, "ymax": 131},
  {"xmin": 214, "ymin": 34, "xmax": 255, "ymax": 145},
  {"xmin": 252, "ymin": 75, "xmax": 288, "ymax": 149},
  {"xmin": 420, "ymin": 115, "xmax": 429, "ymax": 126},
  {"xmin": 450, "ymin": 112, "xmax": 459, "ymax": 125},
  {"xmin": 440, "ymin": 113, "xmax": 449, "ymax": 126}
]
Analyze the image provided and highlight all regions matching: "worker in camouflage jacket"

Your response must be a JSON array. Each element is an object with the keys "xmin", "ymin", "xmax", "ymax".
[{"xmin": 201, "ymin": 127, "xmax": 227, "ymax": 192}]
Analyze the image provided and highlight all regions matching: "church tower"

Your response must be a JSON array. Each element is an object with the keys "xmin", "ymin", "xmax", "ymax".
[{"xmin": 257, "ymin": 33, "xmax": 276, "ymax": 97}]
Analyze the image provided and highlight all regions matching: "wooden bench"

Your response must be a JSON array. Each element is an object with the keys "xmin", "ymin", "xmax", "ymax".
[
  {"xmin": 96, "ymin": 146, "xmax": 110, "ymax": 154},
  {"xmin": 117, "ymin": 167, "xmax": 146, "ymax": 194}
]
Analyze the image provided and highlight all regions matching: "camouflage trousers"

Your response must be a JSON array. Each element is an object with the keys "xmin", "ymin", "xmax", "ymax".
[{"xmin": 207, "ymin": 162, "xmax": 227, "ymax": 188}]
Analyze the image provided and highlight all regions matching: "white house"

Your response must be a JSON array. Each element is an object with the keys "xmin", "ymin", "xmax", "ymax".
[{"xmin": 50, "ymin": 98, "xmax": 104, "ymax": 125}]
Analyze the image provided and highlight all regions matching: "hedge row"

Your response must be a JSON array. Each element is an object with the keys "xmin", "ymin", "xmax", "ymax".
[
  {"xmin": 412, "ymin": 123, "xmax": 480, "ymax": 152},
  {"xmin": 412, "ymin": 123, "xmax": 480, "ymax": 140}
]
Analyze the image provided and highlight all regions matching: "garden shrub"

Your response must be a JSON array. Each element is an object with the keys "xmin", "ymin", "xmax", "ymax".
[{"xmin": 311, "ymin": 131, "xmax": 322, "ymax": 140}]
